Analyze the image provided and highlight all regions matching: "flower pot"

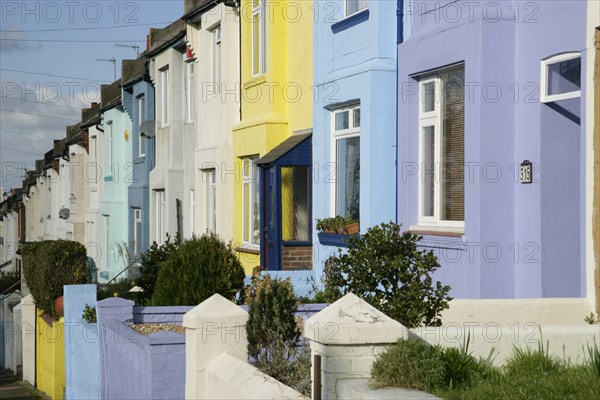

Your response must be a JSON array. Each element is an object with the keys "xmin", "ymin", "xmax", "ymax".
[
  {"xmin": 335, "ymin": 226, "xmax": 347, "ymax": 235},
  {"xmin": 55, "ymin": 296, "xmax": 64, "ymax": 317},
  {"xmin": 345, "ymin": 223, "xmax": 359, "ymax": 235}
]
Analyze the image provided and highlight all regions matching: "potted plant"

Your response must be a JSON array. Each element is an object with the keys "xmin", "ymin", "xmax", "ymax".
[{"xmin": 316, "ymin": 216, "xmax": 360, "ymax": 247}]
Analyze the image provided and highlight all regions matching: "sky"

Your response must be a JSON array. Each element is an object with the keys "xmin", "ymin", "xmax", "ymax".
[{"xmin": 0, "ymin": 0, "xmax": 184, "ymax": 193}]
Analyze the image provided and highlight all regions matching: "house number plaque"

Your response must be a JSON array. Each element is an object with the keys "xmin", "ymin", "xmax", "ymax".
[{"xmin": 520, "ymin": 160, "xmax": 532, "ymax": 184}]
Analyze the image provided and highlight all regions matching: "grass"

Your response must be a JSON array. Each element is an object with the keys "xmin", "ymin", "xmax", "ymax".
[{"xmin": 371, "ymin": 338, "xmax": 600, "ymax": 400}]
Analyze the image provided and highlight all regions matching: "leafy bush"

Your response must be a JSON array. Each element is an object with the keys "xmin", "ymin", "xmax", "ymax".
[
  {"xmin": 245, "ymin": 274, "xmax": 310, "ymax": 395},
  {"xmin": 22, "ymin": 240, "xmax": 88, "ymax": 318},
  {"xmin": 82, "ymin": 304, "xmax": 97, "ymax": 323},
  {"xmin": 323, "ymin": 221, "xmax": 451, "ymax": 327},
  {"xmin": 371, "ymin": 339, "xmax": 445, "ymax": 391},
  {"xmin": 136, "ymin": 233, "xmax": 181, "ymax": 305},
  {"xmin": 150, "ymin": 234, "xmax": 245, "ymax": 306}
]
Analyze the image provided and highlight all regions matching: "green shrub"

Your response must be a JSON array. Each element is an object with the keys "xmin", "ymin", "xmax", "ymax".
[
  {"xmin": 323, "ymin": 221, "xmax": 452, "ymax": 327},
  {"xmin": 371, "ymin": 339, "xmax": 445, "ymax": 391},
  {"xmin": 150, "ymin": 234, "xmax": 245, "ymax": 306},
  {"xmin": 22, "ymin": 240, "xmax": 88, "ymax": 318},
  {"xmin": 97, "ymin": 279, "xmax": 137, "ymax": 302},
  {"xmin": 586, "ymin": 341, "xmax": 600, "ymax": 377},
  {"xmin": 82, "ymin": 304, "xmax": 97, "ymax": 323},
  {"xmin": 136, "ymin": 233, "xmax": 181, "ymax": 305},
  {"xmin": 245, "ymin": 274, "xmax": 309, "ymax": 395}
]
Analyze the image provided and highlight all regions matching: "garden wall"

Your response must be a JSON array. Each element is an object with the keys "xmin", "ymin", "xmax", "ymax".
[
  {"xmin": 36, "ymin": 311, "xmax": 65, "ymax": 399},
  {"xmin": 64, "ymin": 284, "xmax": 99, "ymax": 400},
  {"xmin": 98, "ymin": 298, "xmax": 186, "ymax": 400},
  {"xmin": 0, "ymin": 292, "xmax": 21, "ymax": 371}
]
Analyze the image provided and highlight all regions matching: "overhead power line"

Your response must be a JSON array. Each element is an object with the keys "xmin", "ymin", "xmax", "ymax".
[
  {"xmin": 1, "ymin": 96, "xmax": 87, "ymax": 110},
  {"xmin": 0, "ymin": 38, "xmax": 144, "ymax": 43},
  {"xmin": 0, "ymin": 108, "xmax": 78, "ymax": 122},
  {"xmin": 0, "ymin": 67, "xmax": 109, "ymax": 83},
  {"xmin": 1, "ymin": 21, "xmax": 172, "ymax": 33}
]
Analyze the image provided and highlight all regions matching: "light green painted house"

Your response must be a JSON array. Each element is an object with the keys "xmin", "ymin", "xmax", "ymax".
[{"xmin": 98, "ymin": 79, "xmax": 133, "ymax": 282}]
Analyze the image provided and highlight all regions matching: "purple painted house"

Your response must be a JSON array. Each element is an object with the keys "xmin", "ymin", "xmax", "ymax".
[{"xmin": 397, "ymin": 1, "xmax": 587, "ymax": 299}]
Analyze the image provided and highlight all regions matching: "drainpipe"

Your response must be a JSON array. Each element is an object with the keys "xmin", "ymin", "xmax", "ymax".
[{"xmin": 395, "ymin": 0, "xmax": 405, "ymax": 225}]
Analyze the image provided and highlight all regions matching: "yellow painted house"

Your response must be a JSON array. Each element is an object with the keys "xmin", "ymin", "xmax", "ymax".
[{"xmin": 233, "ymin": 0, "xmax": 313, "ymax": 274}]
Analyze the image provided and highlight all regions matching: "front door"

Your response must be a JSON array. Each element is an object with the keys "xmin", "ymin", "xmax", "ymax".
[{"xmin": 261, "ymin": 166, "xmax": 280, "ymax": 270}]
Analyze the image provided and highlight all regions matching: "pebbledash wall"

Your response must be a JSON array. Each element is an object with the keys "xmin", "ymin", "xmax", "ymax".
[
  {"xmin": 310, "ymin": 0, "xmax": 399, "ymax": 295},
  {"xmin": 397, "ymin": 1, "xmax": 589, "ymax": 300}
]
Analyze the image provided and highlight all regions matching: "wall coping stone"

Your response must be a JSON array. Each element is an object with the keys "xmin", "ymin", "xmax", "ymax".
[
  {"xmin": 336, "ymin": 378, "xmax": 441, "ymax": 400},
  {"xmin": 183, "ymin": 293, "xmax": 248, "ymax": 329},
  {"xmin": 305, "ymin": 293, "xmax": 407, "ymax": 345}
]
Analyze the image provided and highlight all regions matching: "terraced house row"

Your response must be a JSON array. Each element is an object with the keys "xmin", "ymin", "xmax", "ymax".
[{"xmin": 1, "ymin": 0, "xmax": 599, "ymax": 316}]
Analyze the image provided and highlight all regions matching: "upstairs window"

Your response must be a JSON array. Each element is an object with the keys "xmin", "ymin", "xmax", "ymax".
[
  {"xmin": 252, "ymin": 0, "xmax": 266, "ymax": 76},
  {"xmin": 138, "ymin": 94, "xmax": 146, "ymax": 157},
  {"xmin": 212, "ymin": 25, "xmax": 222, "ymax": 92},
  {"xmin": 541, "ymin": 53, "xmax": 581, "ymax": 102},
  {"xmin": 346, "ymin": 0, "xmax": 368, "ymax": 16},
  {"xmin": 185, "ymin": 61, "xmax": 195, "ymax": 122},
  {"xmin": 160, "ymin": 67, "xmax": 169, "ymax": 126}
]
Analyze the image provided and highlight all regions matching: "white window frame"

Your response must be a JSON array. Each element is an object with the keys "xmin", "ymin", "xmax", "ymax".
[
  {"xmin": 212, "ymin": 25, "xmax": 221, "ymax": 92},
  {"xmin": 189, "ymin": 189, "xmax": 196, "ymax": 236},
  {"xmin": 330, "ymin": 104, "xmax": 360, "ymax": 219},
  {"xmin": 416, "ymin": 71, "xmax": 465, "ymax": 231},
  {"xmin": 133, "ymin": 208, "xmax": 142, "ymax": 255},
  {"xmin": 155, "ymin": 190, "xmax": 165, "ymax": 244},
  {"xmin": 103, "ymin": 215, "xmax": 110, "ymax": 271},
  {"xmin": 242, "ymin": 157, "xmax": 259, "ymax": 247},
  {"xmin": 185, "ymin": 60, "xmax": 195, "ymax": 122},
  {"xmin": 160, "ymin": 67, "xmax": 169, "ymax": 127},
  {"xmin": 345, "ymin": 0, "xmax": 368, "ymax": 17},
  {"xmin": 106, "ymin": 121, "xmax": 113, "ymax": 175},
  {"xmin": 251, "ymin": 0, "xmax": 266, "ymax": 77},
  {"xmin": 540, "ymin": 52, "xmax": 581, "ymax": 103},
  {"xmin": 138, "ymin": 94, "xmax": 146, "ymax": 157},
  {"xmin": 205, "ymin": 170, "xmax": 216, "ymax": 234}
]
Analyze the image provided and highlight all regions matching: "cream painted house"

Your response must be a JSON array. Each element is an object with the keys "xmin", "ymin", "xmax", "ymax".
[
  {"xmin": 184, "ymin": 0, "xmax": 239, "ymax": 241},
  {"xmin": 148, "ymin": 20, "xmax": 196, "ymax": 243}
]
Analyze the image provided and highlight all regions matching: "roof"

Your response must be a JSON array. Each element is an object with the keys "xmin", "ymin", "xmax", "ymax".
[{"xmin": 256, "ymin": 132, "xmax": 312, "ymax": 166}]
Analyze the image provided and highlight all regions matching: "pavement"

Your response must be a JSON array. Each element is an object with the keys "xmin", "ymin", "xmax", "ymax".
[{"xmin": 0, "ymin": 370, "xmax": 42, "ymax": 400}]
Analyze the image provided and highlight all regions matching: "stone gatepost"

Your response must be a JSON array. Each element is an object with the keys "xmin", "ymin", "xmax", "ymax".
[
  {"xmin": 304, "ymin": 293, "xmax": 407, "ymax": 400},
  {"xmin": 20, "ymin": 294, "xmax": 36, "ymax": 386},
  {"xmin": 182, "ymin": 293, "xmax": 248, "ymax": 400}
]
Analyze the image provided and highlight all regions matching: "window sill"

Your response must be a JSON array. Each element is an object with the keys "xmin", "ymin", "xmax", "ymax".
[
  {"xmin": 236, "ymin": 245, "xmax": 259, "ymax": 255},
  {"xmin": 331, "ymin": 9, "xmax": 369, "ymax": 34},
  {"xmin": 243, "ymin": 75, "xmax": 266, "ymax": 90},
  {"xmin": 408, "ymin": 225, "xmax": 464, "ymax": 238}
]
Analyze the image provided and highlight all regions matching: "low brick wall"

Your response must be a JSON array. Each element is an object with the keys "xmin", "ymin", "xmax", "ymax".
[
  {"xmin": 98, "ymin": 298, "xmax": 186, "ymax": 400},
  {"xmin": 282, "ymin": 246, "xmax": 312, "ymax": 271}
]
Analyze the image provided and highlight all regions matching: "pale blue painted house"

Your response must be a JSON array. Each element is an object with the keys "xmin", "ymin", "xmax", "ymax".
[
  {"xmin": 307, "ymin": 0, "xmax": 402, "ymax": 294},
  {"xmin": 122, "ymin": 57, "xmax": 155, "ymax": 264}
]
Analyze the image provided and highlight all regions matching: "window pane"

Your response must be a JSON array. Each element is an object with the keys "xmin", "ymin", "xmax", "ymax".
[
  {"xmin": 335, "ymin": 111, "xmax": 349, "ymax": 131},
  {"xmin": 281, "ymin": 166, "xmax": 310, "ymax": 242},
  {"xmin": 243, "ymin": 183, "xmax": 250, "ymax": 242},
  {"xmin": 547, "ymin": 57, "xmax": 581, "ymax": 96},
  {"xmin": 252, "ymin": 163, "xmax": 260, "ymax": 244},
  {"xmin": 423, "ymin": 81, "xmax": 435, "ymax": 112},
  {"xmin": 441, "ymin": 67, "xmax": 464, "ymax": 221},
  {"xmin": 353, "ymin": 108, "xmax": 360, "ymax": 128},
  {"xmin": 422, "ymin": 126, "xmax": 435, "ymax": 217},
  {"xmin": 347, "ymin": 0, "xmax": 368, "ymax": 15},
  {"xmin": 336, "ymin": 136, "xmax": 360, "ymax": 221}
]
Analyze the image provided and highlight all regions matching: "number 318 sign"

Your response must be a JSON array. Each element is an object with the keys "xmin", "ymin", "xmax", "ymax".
[{"xmin": 520, "ymin": 160, "xmax": 533, "ymax": 184}]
